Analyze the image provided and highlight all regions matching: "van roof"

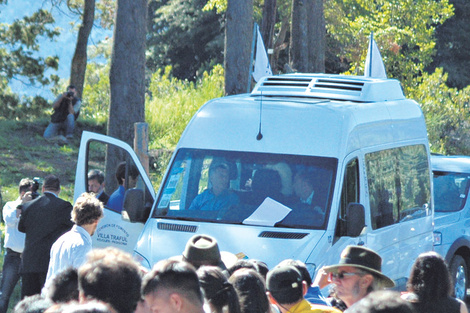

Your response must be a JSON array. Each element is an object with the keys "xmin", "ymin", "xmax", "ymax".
[
  {"xmin": 178, "ymin": 74, "xmax": 426, "ymax": 158},
  {"xmin": 431, "ymin": 155, "xmax": 470, "ymax": 173},
  {"xmin": 251, "ymin": 73, "xmax": 405, "ymax": 102}
]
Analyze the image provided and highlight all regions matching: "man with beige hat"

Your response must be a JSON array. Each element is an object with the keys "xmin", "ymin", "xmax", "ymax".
[{"xmin": 321, "ymin": 245, "xmax": 395, "ymax": 311}]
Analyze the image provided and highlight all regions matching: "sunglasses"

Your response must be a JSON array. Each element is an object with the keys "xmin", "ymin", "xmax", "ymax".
[{"xmin": 328, "ymin": 271, "xmax": 361, "ymax": 281}]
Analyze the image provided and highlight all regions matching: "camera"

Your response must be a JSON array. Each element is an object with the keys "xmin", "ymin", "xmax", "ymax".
[
  {"xmin": 31, "ymin": 177, "xmax": 42, "ymax": 199},
  {"xmin": 66, "ymin": 91, "xmax": 74, "ymax": 98}
]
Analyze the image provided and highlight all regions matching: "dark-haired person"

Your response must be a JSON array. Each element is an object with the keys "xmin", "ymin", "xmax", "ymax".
[
  {"xmin": 107, "ymin": 162, "xmax": 138, "ymax": 213},
  {"xmin": 18, "ymin": 175, "xmax": 73, "ymax": 298},
  {"xmin": 229, "ymin": 268, "xmax": 272, "ymax": 313},
  {"xmin": 401, "ymin": 251, "xmax": 468, "ymax": 313},
  {"xmin": 44, "ymin": 85, "xmax": 81, "ymax": 143},
  {"xmin": 197, "ymin": 266, "xmax": 241, "ymax": 313},
  {"xmin": 142, "ymin": 259, "xmax": 205, "ymax": 313},
  {"xmin": 266, "ymin": 265, "xmax": 340, "ymax": 313},
  {"xmin": 0, "ymin": 178, "xmax": 33, "ymax": 313},
  {"xmin": 45, "ymin": 267, "xmax": 79, "ymax": 304},
  {"xmin": 87, "ymin": 170, "xmax": 109, "ymax": 205},
  {"xmin": 45, "ymin": 193, "xmax": 103, "ymax": 286},
  {"xmin": 78, "ymin": 247, "xmax": 142, "ymax": 313},
  {"xmin": 277, "ymin": 259, "xmax": 329, "ymax": 306}
]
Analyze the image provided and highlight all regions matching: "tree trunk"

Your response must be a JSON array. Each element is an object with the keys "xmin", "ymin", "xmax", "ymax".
[
  {"xmin": 261, "ymin": 0, "xmax": 277, "ymax": 72},
  {"xmin": 308, "ymin": 0, "xmax": 325, "ymax": 72},
  {"xmin": 272, "ymin": 14, "xmax": 290, "ymax": 74},
  {"xmin": 224, "ymin": 0, "xmax": 253, "ymax": 95},
  {"xmin": 70, "ymin": 0, "xmax": 95, "ymax": 99},
  {"xmin": 261, "ymin": 0, "xmax": 277, "ymax": 51},
  {"xmin": 290, "ymin": 0, "xmax": 309, "ymax": 72},
  {"xmin": 106, "ymin": 0, "xmax": 147, "ymax": 192}
]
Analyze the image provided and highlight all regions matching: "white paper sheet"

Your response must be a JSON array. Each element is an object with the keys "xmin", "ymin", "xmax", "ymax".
[{"xmin": 242, "ymin": 197, "xmax": 292, "ymax": 226}]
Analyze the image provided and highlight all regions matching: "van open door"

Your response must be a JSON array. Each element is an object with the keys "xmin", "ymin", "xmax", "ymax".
[{"xmin": 74, "ymin": 131, "xmax": 156, "ymax": 254}]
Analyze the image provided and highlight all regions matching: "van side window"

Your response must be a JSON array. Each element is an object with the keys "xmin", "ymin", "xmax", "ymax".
[
  {"xmin": 366, "ymin": 145, "xmax": 431, "ymax": 229},
  {"xmin": 335, "ymin": 158, "xmax": 359, "ymax": 238}
]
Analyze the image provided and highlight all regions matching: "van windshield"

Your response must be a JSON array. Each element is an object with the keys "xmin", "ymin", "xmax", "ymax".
[
  {"xmin": 433, "ymin": 171, "xmax": 470, "ymax": 212},
  {"xmin": 152, "ymin": 148, "xmax": 337, "ymax": 229}
]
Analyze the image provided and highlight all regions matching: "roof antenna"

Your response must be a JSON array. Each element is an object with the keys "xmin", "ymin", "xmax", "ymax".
[{"xmin": 256, "ymin": 92, "xmax": 263, "ymax": 140}]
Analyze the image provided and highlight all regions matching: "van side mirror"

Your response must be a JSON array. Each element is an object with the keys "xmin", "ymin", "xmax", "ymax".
[
  {"xmin": 345, "ymin": 203, "xmax": 365, "ymax": 237},
  {"xmin": 122, "ymin": 188, "xmax": 145, "ymax": 223}
]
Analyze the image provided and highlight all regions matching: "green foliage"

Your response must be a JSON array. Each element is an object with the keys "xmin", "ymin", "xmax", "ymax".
[
  {"xmin": 0, "ymin": 6, "xmax": 61, "ymax": 119},
  {"xmin": 145, "ymin": 64, "xmax": 224, "ymax": 187},
  {"xmin": 203, "ymin": 0, "xmax": 226, "ymax": 13},
  {"xmin": 409, "ymin": 68, "xmax": 470, "ymax": 155},
  {"xmin": 146, "ymin": 64, "xmax": 225, "ymax": 150},
  {"xmin": 427, "ymin": 0, "xmax": 470, "ymax": 89},
  {"xmin": 147, "ymin": 0, "xmax": 224, "ymax": 81},
  {"xmin": 0, "ymin": 9, "xmax": 60, "ymax": 84},
  {"xmin": 325, "ymin": 0, "xmax": 453, "ymax": 91},
  {"xmin": 81, "ymin": 61, "xmax": 110, "ymax": 124}
]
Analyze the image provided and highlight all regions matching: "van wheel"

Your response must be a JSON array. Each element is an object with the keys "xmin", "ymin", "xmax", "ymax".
[{"xmin": 450, "ymin": 255, "xmax": 468, "ymax": 301}]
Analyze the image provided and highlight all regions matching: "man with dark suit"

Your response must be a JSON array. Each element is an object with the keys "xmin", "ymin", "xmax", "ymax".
[
  {"xmin": 18, "ymin": 174, "xmax": 73, "ymax": 298},
  {"xmin": 87, "ymin": 169, "xmax": 109, "ymax": 205},
  {"xmin": 279, "ymin": 170, "xmax": 325, "ymax": 228}
]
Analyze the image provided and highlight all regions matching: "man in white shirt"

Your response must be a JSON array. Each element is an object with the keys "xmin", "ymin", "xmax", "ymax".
[
  {"xmin": 45, "ymin": 193, "xmax": 103, "ymax": 286},
  {"xmin": 0, "ymin": 178, "xmax": 33, "ymax": 313}
]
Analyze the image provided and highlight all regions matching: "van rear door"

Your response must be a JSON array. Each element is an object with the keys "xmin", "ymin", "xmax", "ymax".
[{"xmin": 74, "ymin": 131, "xmax": 155, "ymax": 254}]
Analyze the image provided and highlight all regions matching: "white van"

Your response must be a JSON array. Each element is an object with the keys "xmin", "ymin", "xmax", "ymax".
[
  {"xmin": 432, "ymin": 154, "xmax": 470, "ymax": 300},
  {"xmin": 74, "ymin": 73, "xmax": 434, "ymax": 289}
]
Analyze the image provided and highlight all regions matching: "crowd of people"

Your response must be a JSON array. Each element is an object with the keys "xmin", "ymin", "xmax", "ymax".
[{"xmin": 1, "ymin": 176, "xmax": 467, "ymax": 313}]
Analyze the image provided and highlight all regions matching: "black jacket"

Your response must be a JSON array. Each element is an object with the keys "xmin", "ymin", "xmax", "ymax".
[{"xmin": 18, "ymin": 192, "xmax": 73, "ymax": 273}]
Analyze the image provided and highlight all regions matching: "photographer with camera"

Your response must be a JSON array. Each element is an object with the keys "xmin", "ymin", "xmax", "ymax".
[
  {"xmin": 0, "ymin": 178, "xmax": 34, "ymax": 313},
  {"xmin": 43, "ymin": 85, "xmax": 81, "ymax": 144}
]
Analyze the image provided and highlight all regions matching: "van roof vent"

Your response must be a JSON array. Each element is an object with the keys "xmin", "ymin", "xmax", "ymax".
[{"xmin": 251, "ymin": 74, "xmax": 405, "ymax": 102}]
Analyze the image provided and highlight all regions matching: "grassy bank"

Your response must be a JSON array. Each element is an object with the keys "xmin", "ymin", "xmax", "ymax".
[{"xmin": 0, "ymin": 118, "xmax": 106, "ymax": 312}]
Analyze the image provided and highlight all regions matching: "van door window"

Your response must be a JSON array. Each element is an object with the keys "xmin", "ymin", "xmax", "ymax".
[
  {"xmin": 335, "ymin": 158, "xmax": 360, "ymax": 238},
  {"xmin": 365, "ymin": 144, "xmax": 431, "ymax": 229},
  {"xmin": 87, "ymin": 140, "xmax": 153, "ymax": 218},
  {"xmin": 153, "ymin": 149, "xmax": 338, "ymax": 229},
  {"xmin": 433, "ymin": 172, "xmax": 469, "ymax": 212}
]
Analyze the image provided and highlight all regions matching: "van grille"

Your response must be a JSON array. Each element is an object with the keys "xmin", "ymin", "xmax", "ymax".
[
  {"xmin": 259, "ymin": 231, "xmax": 308, "ymax": 239},
  {"xmin": 251, "ymin": 74, "xmax": 404, "ymax": 102},
  {"xmin": 157, "ymin": 222, "xmax": 197, "ymax": 233}
]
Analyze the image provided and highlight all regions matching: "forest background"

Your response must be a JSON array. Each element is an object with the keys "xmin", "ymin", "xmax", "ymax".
[{"xmin": 1, "ymin": 0, "xmax": 470, "ymax": 205}]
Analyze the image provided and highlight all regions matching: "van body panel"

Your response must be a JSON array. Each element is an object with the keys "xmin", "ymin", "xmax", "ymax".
[
  {"xmin": 74, "ymin": 131, "xmax": 155, "ymax": 254},
  {"xmin": 135, "ymin": 218, "xmax": 326, "ymax": 270},
  {"xmin": 177, "ymin": 97, "xmax": 427, "ymax": 160}
]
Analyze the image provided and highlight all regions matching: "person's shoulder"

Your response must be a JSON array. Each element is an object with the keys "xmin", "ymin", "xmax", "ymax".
[
  {"xmin": 3, "ymin": 199, "xmax": 20, "ymax": 210},
  {"xmin": 309, "ymin": 304, "xmax": 342, "ymax": 313}
]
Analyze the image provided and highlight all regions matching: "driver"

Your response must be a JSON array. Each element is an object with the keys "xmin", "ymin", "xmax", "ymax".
[{"xmin": 188, "ymin": 162, "xmax": 239, "ymax": 211}]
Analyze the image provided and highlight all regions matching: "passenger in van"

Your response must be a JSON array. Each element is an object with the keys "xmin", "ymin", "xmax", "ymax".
[
  {"xmin": 280, "ymin": 170, "xmax": 324, "ymax": 227},
  {"xmin": 107, "ymin": 161, "xmax": 139, "ymax": 213},
  {"xmin": 188, "ymin": 162, "xmax": 239, "ymax": 211},
  {"xmin": 87, "ymin": 169, "xmax": 109, "ymax": 205}
]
